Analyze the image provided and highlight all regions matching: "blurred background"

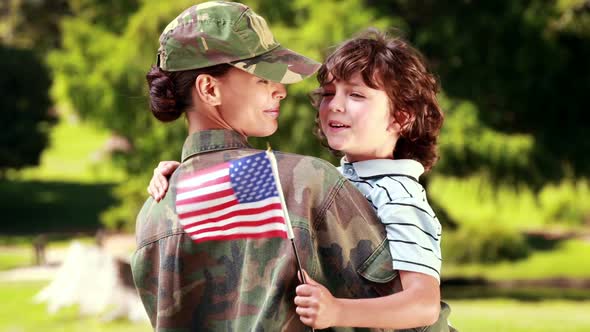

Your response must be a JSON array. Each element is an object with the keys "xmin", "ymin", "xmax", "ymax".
[{"xmin": 1, "ymin": 0, "xmax": 589, "ymax": 331}]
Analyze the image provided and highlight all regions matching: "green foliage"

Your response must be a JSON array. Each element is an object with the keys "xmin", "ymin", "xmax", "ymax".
[
  {"xmin": 393, "ymin": 0, "xmax": 590, "ymax": 180},
  {"xmin": 0, "ymin": 0, "xmax": 139, "ymax": 54},
  {"xmin": 539, "ymin": 179, "xmax": 590, "ymax": 226},
  {"xmin": 45, "ymin": 0, "xmax": 590, "ymax": 234},
  {"xmin": 0, "ymin": 0, "xmax": 68, "ymax": 53},
  {"xmin": 443, "ymin": 226, "xmax": 530, "ymax": 264},
  {"xmin": 100, "ymin": 176, "xmax": 153, "ymax": 232},
  {"xmin": 436, "ymin": 95, "xmax": 538, "ymax": 184},
  {"xmin": 48, "ymin": 0, "xmax": 397, "ymax": 229},
  {"xmin": 0, "ymin": 179, "xmax": 116, "ymax": 234},
  {"xmin": 0, "ymin": 45, "xmax": 54, "ymax": 174},
  {"xmin": 430, "ymin": 175, "xmax": 590, "ymax": 230}
]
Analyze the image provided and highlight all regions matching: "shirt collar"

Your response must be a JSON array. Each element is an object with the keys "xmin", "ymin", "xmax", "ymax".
[
  {"xmin": 181, "ymin": 130, "xmax": 250, "ymax": 162},
  {"xmin": 340, "ymin": 158, "xmax": 425, "ymax": 180}
]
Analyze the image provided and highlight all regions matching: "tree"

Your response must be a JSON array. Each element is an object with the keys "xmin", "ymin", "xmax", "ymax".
[
  {"xmin": 48, "ymin": 0, "xmax": 590, "ymax": 231},
  {"xmin": 377, "ymin": 0, "xmax": 590, "ymax": 184},
  {"xmin": 0, "ymin": 0, "xmax": 139, "ymax": 55},
  {"xmin": 0, "ymin": 45, "xmax": 54, "ymax": 176},
  {"xmin": 48, "ymin": 0, "xmax": 395, "ymax": 229}
]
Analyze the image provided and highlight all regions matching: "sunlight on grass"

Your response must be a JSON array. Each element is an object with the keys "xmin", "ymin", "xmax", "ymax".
[
  {"xmin": 0, "ymin": 281, "xmax": 150, "ymax": 332},
  {"xmin": 0, "ymin": 249, "xmax": 32, "ymax": 271},
  {"xmin": 2, "ymin": 281, "xmax": 589, "ymax": 332},
  {"xmin": 10, "ymin": 115, "xmax": 126, "ymax": 183},
  {"xmin": 444, "ymin": 239, "xmax": 590, "ymax": 280},
  {"xmin": 449, "ymin": 299, "xmax": 590, "ymax": 332},
  {"xmin": 0, "ymin": 237, "xmax": 95, "ymax": 271}
]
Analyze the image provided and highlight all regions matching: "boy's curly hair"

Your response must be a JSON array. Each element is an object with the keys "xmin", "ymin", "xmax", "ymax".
[{"xmin": 312, "ymin": 28, "xmax": 444, "ymax": 172}]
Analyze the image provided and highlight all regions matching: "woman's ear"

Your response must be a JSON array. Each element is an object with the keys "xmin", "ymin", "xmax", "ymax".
[{"xmin": 195, "ymin": 74, "xmax": 221, "ymax": 106}]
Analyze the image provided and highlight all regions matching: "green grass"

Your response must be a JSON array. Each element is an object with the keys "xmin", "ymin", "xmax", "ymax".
[
  {"xmin": 1, "ymin": 281, "xmax": 589, "ymax": 332},
  {"xmin": 448, "ymin": 299, "xmax": 590, "ymax": 332},
  {"xmin": 443, "ymin": 239, "xmax": 590, "ymax": 280},
  {"xmin": 0, "ymin": 281, "xmax": 150, "ymax": 332},
  {"xmin": 0, "ymin": 237, "xmax": 95, "ymax": 271},
  {"xmin": 0, "ymin": 249, "xmax": 32, "ymax": 271}
]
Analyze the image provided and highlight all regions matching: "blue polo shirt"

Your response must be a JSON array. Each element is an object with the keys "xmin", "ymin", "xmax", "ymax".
[{"xmin": 339, "ymin": 158, "xmax": 442, "ymax": 282}]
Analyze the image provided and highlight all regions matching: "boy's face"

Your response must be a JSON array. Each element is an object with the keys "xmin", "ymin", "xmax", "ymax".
[
  {"xmin": 216, "ymin": 68, "xmax": 287, "ymax": 138},
  {"xmin": 318, "ymin": 73, "xmax": 399, "ymax": 162}
]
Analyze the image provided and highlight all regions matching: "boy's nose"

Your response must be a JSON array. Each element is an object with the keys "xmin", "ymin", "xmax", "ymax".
[{"xmin": 328, "ymin": 95, "xmax": 345, "ymax": 112}]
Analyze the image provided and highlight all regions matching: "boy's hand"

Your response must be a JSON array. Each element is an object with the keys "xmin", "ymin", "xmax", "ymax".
[
  {"xmin": 147, "ymin": 161, "xmax": 180, "ymax": 202},
  {"xmin": 294, "ymin": 270, "xmax": 339, "ymax": 329}
]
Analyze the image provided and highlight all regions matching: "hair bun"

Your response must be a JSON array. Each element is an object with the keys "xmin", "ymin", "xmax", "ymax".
[{"xmin": 146, "ymin": 66, "xmax": 183, "ymax": 122}]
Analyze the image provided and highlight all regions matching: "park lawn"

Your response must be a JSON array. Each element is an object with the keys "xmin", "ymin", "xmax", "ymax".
[
  {"xmin": 448, "ymin": 299, "xmax": 590, "ymax": 332},
  {"xmin": 443, "ymin": 239, "xmax": 590, "ymax": 280},
  {"xmin": 3, "ymin": 238, "xmax": 589, "ymax": 278},
  {"xmin": 0, "ymin": 281, "xmax": 150, "ymax": 332},
  {"xmin": 11, "ymin": 114, "xmax": 125, "ymax": 184},
  {"xmin": 0, "ymin": 248, "xmax": 32, "ymax": 271},
  {"xmin": 1, "ymin": 281, "xmax": 589, "ymax": 332},
  {"xmin": 0, "ymin": 237, "xmax": 94, "ymax": 271}
]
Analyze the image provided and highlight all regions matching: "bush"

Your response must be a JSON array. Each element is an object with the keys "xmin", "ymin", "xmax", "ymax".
[
  {"xmin": 430, "ymin": 174, "xmax": 590, "ymax": 230},
  {"xmin": 539, "ymin": 178, "xmax": 590, "ymax": 226},
  {"xmin": 443, "ymin": 226, "xmax": 530, "ymax": 264}
]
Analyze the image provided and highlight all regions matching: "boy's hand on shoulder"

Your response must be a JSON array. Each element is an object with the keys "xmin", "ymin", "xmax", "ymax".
[
  {"xmin": 294, "ymin": 270, "xmax": 339, "ymax": 329},
  {"xmin": 147, "ymin": 160, "xmax": 180, "ymax": 202}
]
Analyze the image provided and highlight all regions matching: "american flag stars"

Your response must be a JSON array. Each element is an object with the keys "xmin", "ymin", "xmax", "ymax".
[{"xmin": 230, "ymin": 155, "xmax": 278, "ymax": 203}]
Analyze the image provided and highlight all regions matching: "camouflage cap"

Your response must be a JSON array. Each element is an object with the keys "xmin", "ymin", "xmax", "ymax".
[{"xmin": 157, "ymin": 1, "xmax": 320, "ymax": 84}]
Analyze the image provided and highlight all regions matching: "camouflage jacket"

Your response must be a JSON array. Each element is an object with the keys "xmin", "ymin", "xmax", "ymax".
[{"xmin": 132, "ymin": 130, "xmax": 401, "ymax": 332}]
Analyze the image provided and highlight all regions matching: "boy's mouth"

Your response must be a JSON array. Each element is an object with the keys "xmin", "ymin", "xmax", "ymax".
[{"xmin": 328, "ymin": 121, "xmax": 350, "ymax": 129}]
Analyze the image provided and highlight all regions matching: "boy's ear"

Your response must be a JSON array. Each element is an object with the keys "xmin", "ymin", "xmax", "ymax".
[
  {"xmin": 195, "ymin": 74, "xmax": 221, "ymax": 106},
  {"xmin": 388, "ymin": 110, "xmax": 414, "ymax": 134},
  {"xmin": 388, "ymin": 119, "xmax": 402, "ymax": 133}
]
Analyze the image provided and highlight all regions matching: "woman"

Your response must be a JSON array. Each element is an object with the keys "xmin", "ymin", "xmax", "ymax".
[{"xmin": 132, "ymin": 2, "xmax": 397, "ymax": 331}]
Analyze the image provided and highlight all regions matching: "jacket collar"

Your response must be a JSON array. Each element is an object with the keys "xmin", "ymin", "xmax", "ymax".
[{"xmin": 181, "ymin": 130, "xmax": 250, "ymax": 162}]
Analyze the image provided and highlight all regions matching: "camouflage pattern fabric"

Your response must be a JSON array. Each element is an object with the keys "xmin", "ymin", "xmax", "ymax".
[
  {"xmin": 132, "ymin": 129, "xmax": 402, "ymax": 332},
  {"xmin": 157, "ymin": 1, "xmax": 320, "ymax": 84}
]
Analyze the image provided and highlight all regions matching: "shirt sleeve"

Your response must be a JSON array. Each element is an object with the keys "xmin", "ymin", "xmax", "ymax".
[{"xmin": 370, "ymin": 178, "xmax": 442, "ymax": 282}]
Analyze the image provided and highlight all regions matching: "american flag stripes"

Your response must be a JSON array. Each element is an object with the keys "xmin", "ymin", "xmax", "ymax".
[{"xmin": 175, "ymin": 151, "xmax": 289, "ymax": 243}]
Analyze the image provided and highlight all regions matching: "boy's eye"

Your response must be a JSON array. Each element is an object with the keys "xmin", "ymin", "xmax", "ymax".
[
  {"xmin": 258, "ymin": 79, "xmax": 270, "ymax": 84},
  {"xmin": 350, "ymin": 93, "xmax": 365, "ymax": 98}
]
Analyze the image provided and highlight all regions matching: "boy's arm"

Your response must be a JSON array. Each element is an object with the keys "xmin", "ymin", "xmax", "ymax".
[{"xmin": 295, "ymin": 270, "xmax": 440, "ymax": 329}]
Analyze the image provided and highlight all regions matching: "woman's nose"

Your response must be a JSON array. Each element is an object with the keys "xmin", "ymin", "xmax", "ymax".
[{"xmin": 272, "ymin": 82, "xmax": 287, "ymax": 100}]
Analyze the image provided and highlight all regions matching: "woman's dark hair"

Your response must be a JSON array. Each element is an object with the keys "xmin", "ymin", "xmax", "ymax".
[
  {"xmin": 146, "ymin": 64, "xmax": 232, "ymax": 122},
  {"xmin": 312, "ymin": 28, "xmax": 444, "ymax": 172}
]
